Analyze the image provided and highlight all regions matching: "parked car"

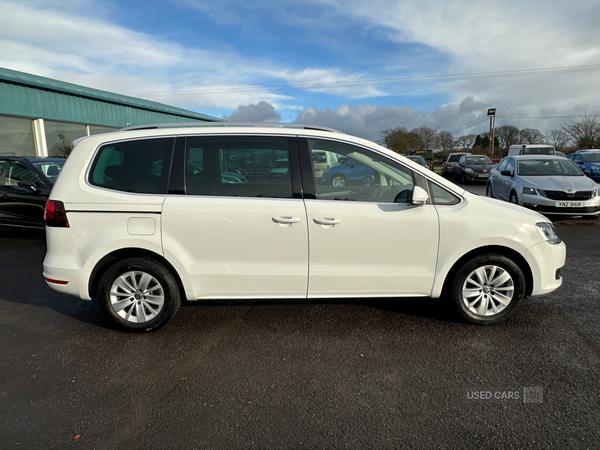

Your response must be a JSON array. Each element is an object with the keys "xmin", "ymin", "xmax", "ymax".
[
  {"xmin": 486, "ymin": 155, "xmax": 600, "ymax": 218},
  {"xmin": 405, "ymin": 155, "xmax": 430, "ymax": 169},
  {"xmin": 0, "ymin": 156, "xmax": 65, "ymax": 229},
  {"xmin": 44, "ymin": 124, "xmax": 566, "ymax": 332},
  {"xmin": 311, "ymin": 149, "xmax": 341, "ymax": 179},
  {"xmin": 567, "ymin": 151, "xmax": 600, "ymax": 181},
  {"xmin": 453, "ymin": 155, "xmax": 495, "ymax": 184},
  {"xmin": 508, "ymin": 144, "xmax": 555, "ymax": 156},
  {"xmin": 269, "ymin": 158, "xmax": 289, "ymax": 180},
  {"xmin": 442, "ymin": 152, "xmax": 471, "ymax": 178},
  {"xmin": 321, "ymin": 156, "xmax": 375, "ymax": 187}
]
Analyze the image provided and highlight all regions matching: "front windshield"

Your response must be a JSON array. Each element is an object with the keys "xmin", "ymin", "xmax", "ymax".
[
  {"xmin": 517, "ymin": 159, "xmax": 582, "ymax": 176},
  {"xmin": 465, "ymin": 156, "xmax": 492, "ymax": 165},
  {"xmin": 33, "ymin": 160, "xmax": 65, "ymax": 181},
  {"xmin": 582, "ymin": 153, "xmax": 600, "ymax": 163}
]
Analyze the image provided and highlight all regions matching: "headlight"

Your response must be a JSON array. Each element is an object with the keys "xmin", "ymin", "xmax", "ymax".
[
  {"xmin": 592, "ymin": 188, "xmax": 600, "ymax": 198},
  {"xmin": 590, "ymin": 165, "xmax": 600, "ymax": 170},
  {"xmin": 465, "ymin": 168, "xmax": 474, "ymax": 173},
  {"xmin": 523, "ymin": 187, "xmax": 537, "ymax": 195},
  {"xmin": 536, "ymin": 222, "xmax": 562, "ymax": 245}
]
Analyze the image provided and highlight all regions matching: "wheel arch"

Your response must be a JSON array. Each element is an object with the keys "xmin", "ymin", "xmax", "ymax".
[
  {"xmin": 88, "ymin": 248, "xmax": 186, "ymax": 300},
  {"xmin": 440, "ymin": 245, "xmax": 534, "ymax": 299}
]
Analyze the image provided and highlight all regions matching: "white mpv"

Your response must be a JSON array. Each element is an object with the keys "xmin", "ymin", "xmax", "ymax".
[{"xmin": 43, "ymin": 124, "xmax": 566, "ymax": 332}]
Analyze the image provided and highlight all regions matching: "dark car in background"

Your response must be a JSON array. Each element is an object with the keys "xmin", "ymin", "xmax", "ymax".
[
  {"xmin": 442, "ymin": 152, "xmax": 471, "ymax": 178},
  {"xmin": 0, "ymin": 156, "xmax": 65, "ymax": 229},
  {"xmin": 453, "ymin": 155, "xmax": 495, "ymax": 184},
  {"xmin": 567, "ymin": 150, "xmax": 600, "ymax": 182}
]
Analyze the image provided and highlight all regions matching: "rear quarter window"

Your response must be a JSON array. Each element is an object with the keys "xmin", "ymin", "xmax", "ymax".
[{"xmin": 89, "ymin": 138, "xmax": 175, "ymax": 194}]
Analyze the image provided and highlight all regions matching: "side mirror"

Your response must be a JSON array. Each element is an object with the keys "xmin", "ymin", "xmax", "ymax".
[
  {"xmin": 411, "ymin": 185, "xmax": 429, "ymax": 206},
  {"xmin": 500, "ymin": 170, "xmax": 513, "ymax": 177},
  {"xmin": 583, "ymin": 169, "xmax": 591, "ymax": 176},
  {"xmin": 17, "ymin": 180, "xmax": 40, "ymax": 193}
]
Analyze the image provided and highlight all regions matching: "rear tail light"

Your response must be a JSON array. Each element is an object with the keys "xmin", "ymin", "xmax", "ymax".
[
  {"xmin": 45, "ymin": 200, "xmax": 70, "ymax": 227},
  {"xmin": 446, "ymin": 163, "xmax": 451, "ymax": 167}
]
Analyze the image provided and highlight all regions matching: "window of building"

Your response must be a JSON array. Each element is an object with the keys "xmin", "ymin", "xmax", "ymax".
[
  {"xmin": 44, "ymin": 121, "xmax": 87, "ymax": 157},
  {"xmin": 89, "ymin": 125, "xmax": 120, "ymax": 135},
  {"xmin": 0, "ymin": 116, "xmax": 36, "ymax": 156}
]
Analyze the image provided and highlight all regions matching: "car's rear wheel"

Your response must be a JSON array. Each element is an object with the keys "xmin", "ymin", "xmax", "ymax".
[
  {"xmin": 450, "ymin": 254, "xmax": 526, "ymax": 325},
  {"xmin": 362, "ymin": 176, "xmax": 373, "ymax": 187},
  {"xmin": 98, "ymin": 257, "xmax": 181, "ymax": 332}
]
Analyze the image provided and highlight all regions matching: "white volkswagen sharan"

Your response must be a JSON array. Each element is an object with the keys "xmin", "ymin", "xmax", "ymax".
[{"xmin": 43, "ymin": 124, "xmax": 566, "ymax": 332}]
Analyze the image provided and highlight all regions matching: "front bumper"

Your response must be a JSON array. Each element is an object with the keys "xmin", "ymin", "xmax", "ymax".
[
  {"xmin": 522, "ymin": 193, "xmax": 600, "ymax": 217},
  {"xmin": 464, "ymin": 172, "xmax": 490, "ymax": 182},
  {"xmin": 521, "ymin": 240, "xmax": 566, "ymax": 296}
]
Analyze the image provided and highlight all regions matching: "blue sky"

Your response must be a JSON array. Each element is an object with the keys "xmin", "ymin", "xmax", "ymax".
[{"xmin": 1, "ymin": 0, "xmax": 599, "ymax": 141}]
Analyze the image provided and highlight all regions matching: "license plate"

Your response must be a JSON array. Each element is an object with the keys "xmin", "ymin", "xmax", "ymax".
[
  {"xmin": 478, "ymin": 174, "xmax": 489, "ymax": 178},
  {"xmin": 558, "ymin": 201, "xmax": 582, "ymax": 207}
]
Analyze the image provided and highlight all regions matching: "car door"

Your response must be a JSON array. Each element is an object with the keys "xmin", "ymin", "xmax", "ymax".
[
  {"xmin": 0, "ymin": 161, "xmax": 50, "ymax": 228},
  {"xmin": 495, "ymin": 158, "xmax": 515, "ymax": 200},
  {"xmin": 301, "ymin": 138, "xmax": 439, "ymax": 297},
  {"xmin": 162, "ymin": 135, "xmax": 309, "ymax": 299}
]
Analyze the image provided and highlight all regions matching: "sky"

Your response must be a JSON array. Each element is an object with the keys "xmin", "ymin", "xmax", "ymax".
[{"xmin": 1, "ymin": 0, "xmax": 599, "ymax": 142}]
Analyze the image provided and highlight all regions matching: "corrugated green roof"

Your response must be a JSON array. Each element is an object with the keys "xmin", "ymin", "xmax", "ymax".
[{"xmin": 0, "ymin": 66, "xmax": 222, "ymax": 122}]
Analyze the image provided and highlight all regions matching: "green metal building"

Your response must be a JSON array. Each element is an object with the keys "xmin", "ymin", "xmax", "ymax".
[{"xmin": 0, "ymin": 67, "xmax": 221, "ymax": 157}]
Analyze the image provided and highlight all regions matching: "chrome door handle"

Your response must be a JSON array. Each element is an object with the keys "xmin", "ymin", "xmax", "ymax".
[
  {"xmin": 313, "ymin": 217, "xmax": 342, "ymax": 225},
  {"xmin": 272, "ymin": 216, "xmax": 301, "ymax": 225}
]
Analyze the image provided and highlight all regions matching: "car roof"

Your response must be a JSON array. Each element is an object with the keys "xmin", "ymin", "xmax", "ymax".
[
  {"xmin": 510, "ymin": 155, "xmax": 567, "ymax": 160},
  {"xmin": 575, "ymin": 149, "xmax": 600, "ymax": 153}
]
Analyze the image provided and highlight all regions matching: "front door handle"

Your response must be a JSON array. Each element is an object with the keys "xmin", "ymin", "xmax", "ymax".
[
  {"xmin": 272, "ymin": 216, "xmax": 301, "ymax": 226},
  {"xmin": 313, "ymin": 217, "xmax": 342, "ymax": 226}
]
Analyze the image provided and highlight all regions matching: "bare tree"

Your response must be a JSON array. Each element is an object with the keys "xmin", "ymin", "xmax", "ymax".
[
  {"xmin": 436, "ymin": 131, "xmax": 456, "ymax": 152},
  {"xmin": 379, "ymin": 127, "xmax": 421, "ymax": 154},
  {"xmin": 412, "ymin": 126, "xmax": 438, "ymax": 149},
  {"xmin": 455, "ymin": 134, "xmax": 477, "ymax": 149},
  {"xmin": 495, "ymin": 125, "xmax": 520, "ymax": 151},
  {"xmin": 546, "ymin": 129, "xmax": 571, "ymax": 152},
  {"xmin": 562, "ymin": 115, "xmax": 600, "ymax": 149},
  {"xmin": 519, "ymin": 128, "xmax": 545, "ymax": 144}
]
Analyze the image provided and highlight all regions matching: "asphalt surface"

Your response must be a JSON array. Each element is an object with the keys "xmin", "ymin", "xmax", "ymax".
[{"xmin": 1, "ymin": 188, "xmax": 599, "ymax": 449}]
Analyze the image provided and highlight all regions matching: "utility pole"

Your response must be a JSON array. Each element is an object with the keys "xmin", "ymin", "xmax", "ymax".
[{"xmin": 487, "ymin": 108, "xmax": 496, "ymax": 159}]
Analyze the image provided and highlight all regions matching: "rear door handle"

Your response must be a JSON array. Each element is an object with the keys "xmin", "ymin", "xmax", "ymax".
[
  {"xmin": 272, "ymin": 216, "xmax": 301, "ymax": 225},
  {"xmin": 313, "ymin": 217, "xmax": 342, "ymax": 226}
]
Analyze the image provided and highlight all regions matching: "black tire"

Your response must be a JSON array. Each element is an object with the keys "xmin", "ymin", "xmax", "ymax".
[
  {"xmin": 461, "ymin": 173, "xmax": 467, "ymax": 184},
  {"xmin": 450, "ymin": 254, "xmax": 526, "ymax": 325},
  {"xmin": 362, "ymin": 176, "xmax": 373, "ymax": 187},
  {"xmin": 98, "ymin": 257, "xmax": 181, "ymax": 332},
  {"xmin": 486, "ymin": 183, "xmax": 494, "ymax": 198},
  {"xmin": 510, "ymin": 191, "xmax": 519, "ymax": 204},
  {"xmin": 331, "ymin": 174, "xmax": 347, "ymax": 188}
]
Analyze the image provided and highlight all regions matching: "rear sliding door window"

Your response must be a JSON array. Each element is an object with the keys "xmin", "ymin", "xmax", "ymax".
[
  {"xmin": 89, "ymin": 138, "xmax": 175, "ymax": 194},
  {"xmin": 185, "ymin": 136, "xmax": 293, "ymax": 199}
]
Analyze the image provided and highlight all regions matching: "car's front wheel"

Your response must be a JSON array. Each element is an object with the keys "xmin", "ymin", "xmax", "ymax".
[
  {"xmin": 450, "ymin": 254, "xmax": 526, "ymax": 325},
  {"xmin": 510, "ymin": 192, "xmax": 519, "ymax": 205},
  {"xmin": 98, "ymin": 257, "xmax": 181, "ymax": 332},
  {"xmin": 331, "ymin": 174, "xmax": 347, "ymax": 188},
  {"xmin": 486, "ymin": 183, "xmax": 494, "ymax": 198}
]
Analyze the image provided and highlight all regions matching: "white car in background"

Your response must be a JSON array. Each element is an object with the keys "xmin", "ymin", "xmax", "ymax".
[{"xmin": 44, "ymin": 124, "xmax": 565, "ymax": 332}]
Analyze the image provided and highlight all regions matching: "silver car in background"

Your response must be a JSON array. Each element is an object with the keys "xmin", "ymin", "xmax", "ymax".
[{"xmin": 486, "ymin": 155, "xmax": 600, "ymax": 218}]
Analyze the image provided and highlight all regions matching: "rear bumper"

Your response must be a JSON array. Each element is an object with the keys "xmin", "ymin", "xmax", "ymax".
[{"xmin": 43, "ymin": 227, "xmax": 93, "ymax": 300}]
